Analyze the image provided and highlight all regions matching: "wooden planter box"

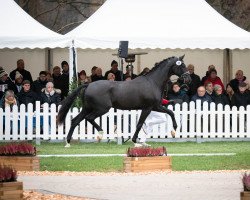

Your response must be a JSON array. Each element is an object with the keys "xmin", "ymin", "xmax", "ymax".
[
  {"xmin": 124, "ymin": 156, "xmax": 172, "ymax": 172},
  {"xmin": 0, "ymin": 181, "xmax": 23, "ymax": 200},
  {"xmin": 241, "ymin": 191, "xmax": 250, "ymax": 200},
  {"xmin": 0, "ymin": 156, "xmax": 40, "ymax": 171}
]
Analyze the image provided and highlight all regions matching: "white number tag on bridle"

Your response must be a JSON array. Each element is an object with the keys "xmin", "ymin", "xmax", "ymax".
[{"xmin": 176, "ymin": 61, "xmax": 182, "ymax": 66}]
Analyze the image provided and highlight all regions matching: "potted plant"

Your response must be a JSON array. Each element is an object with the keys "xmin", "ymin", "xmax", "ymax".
[
  {"xmin": 0, "ymin": 142, "xmax": 40, "ymax": 171},
  {"xmin": 0, "ymin": 166, "xmax": 23, "ymax": 199},
  {"xmin": 241, "ymin": 172, "xmax": 250, "ymax": 200},
  {"xmin": 123, "ymin": 146, "xmax": 172, "ymax": 172}
]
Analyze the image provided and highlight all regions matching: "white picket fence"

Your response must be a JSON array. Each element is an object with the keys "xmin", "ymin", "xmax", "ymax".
[{"xmin": 0, "ymin": 100, "xmax": 249, "ymax": 141}]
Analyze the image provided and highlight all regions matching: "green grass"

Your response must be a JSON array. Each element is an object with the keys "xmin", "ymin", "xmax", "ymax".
[{"xmin": 34, "ymin": 141, "xmax": 250, "ymax": 172}]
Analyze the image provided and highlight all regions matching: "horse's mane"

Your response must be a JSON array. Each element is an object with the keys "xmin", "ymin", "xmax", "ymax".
[{"xmin": 144, "ymin": 56, "xmax": 176, "ymax": 76}]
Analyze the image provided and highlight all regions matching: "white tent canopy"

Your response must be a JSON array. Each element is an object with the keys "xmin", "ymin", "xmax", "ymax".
[
  {"xmin": 67, "ymin": 0, "xmax": 250, "ymax": 49},
  {"xmin": 0, "ymin": 0, "xmax": 70, "ymax": 49}
]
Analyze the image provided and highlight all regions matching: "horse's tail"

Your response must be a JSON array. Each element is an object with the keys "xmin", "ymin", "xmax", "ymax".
[{"xmin": 57, "ymin": 84, "xmax": 88, "ymax": 124}]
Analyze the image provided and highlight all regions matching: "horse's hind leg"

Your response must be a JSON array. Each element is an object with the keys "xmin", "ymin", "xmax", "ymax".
[
  {"xmin": 132, "ymin": 108, "xmax": 152, "ymax": 144},
  {"xmin": 65, "ymin": 110, "xmax": 87, "ymax": 147}
]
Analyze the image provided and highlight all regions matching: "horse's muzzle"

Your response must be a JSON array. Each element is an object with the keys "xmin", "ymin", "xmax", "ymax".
[{"xmin": 181, "ymin": 72, "xmax": 192, "ymax": 84}]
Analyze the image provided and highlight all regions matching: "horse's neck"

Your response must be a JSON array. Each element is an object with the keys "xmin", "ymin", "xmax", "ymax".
[{"xmin": 147, "ymin": 65, "xmax": 171, "ymax": 89}]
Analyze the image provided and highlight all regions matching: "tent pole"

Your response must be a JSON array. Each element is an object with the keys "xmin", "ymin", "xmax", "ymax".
[
  {"xmin": 45, "ymin": 48, "xmax": 52, "ymax": 72},
  {"xmin": 223, "ymin": 49, "xmax": 232, "ymax": 85}
]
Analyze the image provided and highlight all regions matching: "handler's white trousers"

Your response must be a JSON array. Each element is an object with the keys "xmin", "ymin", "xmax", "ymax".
[{"xmin": 140, "ymin": 111, "xmax": 167, "ymax": 143}]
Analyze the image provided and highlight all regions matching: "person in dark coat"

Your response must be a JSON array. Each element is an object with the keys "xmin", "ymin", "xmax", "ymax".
[
  {"xmin": 229, "ymin": 70, "xmax": 248, "ymax": 93},
  {"xmin": 32, "ymin": 71, "xmax": 47, "ymax": 96},
  {"xmin": 168, "ymin": 82, "xmax": 189, "ymax": 104},
  {"xmin": 104, "ymin": 60, "xmax": 123, "ymax": 81},
  {"xmin": 0, "ymin": 69, "xmax": 17, "ymax": 99},
  {"xmin": 40, "ymin": 82, "xmax": 61, "ymax": 106},
  {"xmin": 212, "ymin": 84, "xmax": 230, "ymax": 107},
  {"xmin": 17, "ymin": 80, "xmax": 39, "ymax": 108},
  {"xmin": 191, "ymin": 86, "xmax": 213, "ymax": 108},
  {"xmin": 9, "ymin": 59, "xmax": 33, "ymax": 83},
  {"xmin": 186, "ymin": 64, "xmax": 201, "ymax": 98},
  {"xmin": 91, "ymin": 67, "xmax": 105, "ymax": 82},
  {"xmin": 123, "ymin": 65, "xmax": 137, "ymax": 80},
  {"xmin": 60, "ymin": 61, "xmax": 69, "ymax": 100},
  {"xmin": 231, "ymin": 82, "xmax": 250, "ymax": 108}
]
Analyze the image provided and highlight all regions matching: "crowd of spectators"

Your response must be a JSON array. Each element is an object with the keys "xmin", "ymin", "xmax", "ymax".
[{"xmin": 0, "ymin": 59, "xmax": 249, "ymax": 110}]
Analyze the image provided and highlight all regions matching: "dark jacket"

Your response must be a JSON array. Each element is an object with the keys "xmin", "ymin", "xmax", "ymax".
[
  {"xmin": 187, "ymin": 73, "xmax": 201, "ymax": 97},
  {"xmin": 104, "ymin": 70, "xmax": 123, "ymax": 81},
  {"xmin": 0, "ymin": 78, "xmax": 18, "ymax": 99},
  {"xmin": 191, "ymin": 93, "xmax": 213, "ymax": 105},
  {"xmin": 212, "ymin": 93, "xmax": 230, "ymax": 107},
  {"xmin": 91, "ymin": 75, "xmax": 105, "ymax": 82},
  {"xmin": 60, "ymin": 72, "xmax": 69, "ymax": 100},
  {"xmin": 32, "ymin": 79, "xmax": 47, "ymax": 95},
  {"xmin": 201, "ymin": 71, "xmax": 210, "ymax": 85},
  {"xmin": 40, "ymin": 89, "xmax": 61, "ymax": 106},
  {"xmin": 10, "ymin": 69, "xmax": 33, "ymax": 83},
  {"xmin": 231, "ymin": 90, "xmax": 250, "ymax": 108},
  {"xmin": 17, "ymin": 89, "xmax": 39, "ymax": 107},
  {"xmin": 168, "ymin": 90, "xmax": 190, "ymax": 104},
  {"xmin": 229, "ymin": 76, "xmax": 247, "ymax": 93}
]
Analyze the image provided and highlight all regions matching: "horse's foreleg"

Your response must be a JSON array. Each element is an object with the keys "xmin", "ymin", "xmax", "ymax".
[
  {"xmin": 132, "ymin": 109, "xmax": 152, "ymax": 143},
  {"xmin": 87, "ymin": 119, "xmax": 104, "ymax": 142},
  {"xmin": 65, "ymin": 110, "xmax": 86, "ymax": 147}
]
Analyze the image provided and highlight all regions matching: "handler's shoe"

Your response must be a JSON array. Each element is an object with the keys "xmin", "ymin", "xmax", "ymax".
[
  {"xmin": 65, "ymin": 142, "xmax": 71, "ymax": 148},
  {"xmin": 141, "ymin": 142, "xmax": 151, "ymax": 147},
  {"xmin": 97, "ymin": 131, "xmax": 104, "ymax": 142},
  {"xmin": 171, "ymin": 130, "xmax": 176, "ymax": 138},
  {"xmin": 134, "ymin": 143, "xmax": 143, "ymax": 147}
]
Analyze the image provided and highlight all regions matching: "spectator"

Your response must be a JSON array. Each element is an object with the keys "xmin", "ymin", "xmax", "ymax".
[
  {"xmin": 123, "ymin": 65, "xmax": 137, "ymax": 80},
  {"xmin": 229, "ymin": 70, "xmax": 248, "ymax": 93},
  {"xmin": 138, "ymin": 67, "xmax": 150, "ymax": 76},
  {"xmin": 201, "ymin": 65, "xmax": 215, "ymax": 85},
  {"xmin": 92, "ymin": 67, "xmax": 105, "ymax": 82},
  {"xmin": 168, "ymin": 82, "xmax": 189, "ymax": 104},
  {"xmin": 10, "ymin": 59, "xmax": 33, "ymax": 83},
  {"xmin": 204, "ymin": 69, "xmax": 225, "ymax": 91},
  {"xmin": 231, "ymin": 82, "xmax": 250, "ymax": 108},
  {"xmin": 61, "ymin": 61, "xmax": 69, "ymax": 100},
  {"xmin": 14, "ymin": 72, "xmax": 23, "ymax": 93},
  {"xmin": 205, "ymin": 81, "xmax": 214, "ymax": 98},
  {"xmin": 0, "ymin": 69, "xmax": 17, "ymax": 99},
  {"xmin": 78, "ymin": 70, "xmax": 89, "ymax": 84},
  {"xmin": 90, "ymin": 66, "xmax": 97, "ymax": 82},
  {"xmin": 191, "ymin": 86, "xmax": 213, "ymax": 105},
  {"xmin": 213, "ymin": 84, "xmax": 230, "ymax": 107},
  {"xmin": 104, "ymin": 60, "xmax": 123, "ymax": 81},
  {"xmin": 40, "ymin": 82, "xmax": 61, "ymax": 106},
  {"xmin": 187, "ymin": 64, "xmax": 201, "ymax": 98},
  {"xmin": 32, "ymin": 71, "xmax": 48, "ymax": 96},
  {"xmin": 46, "ymin": 71, "xmax": 53, "ymax": 82},
  {"xmin": 225, "ymin": 83, "xmax": 234, "ymax": 106},
  {"xmin": 107, "ymin": 73, "xmax": 115, "ymax": 81},
  {"xmin": 0, "ymin": 90, "xmax": 19, "ymax": 110},
  {"xmin": 17, "ymin": 80, "xmax": 39, "ymax": 107},
  {"xmin": 52, "ymin": 66, "xmax": 63, "ymax": 92}
]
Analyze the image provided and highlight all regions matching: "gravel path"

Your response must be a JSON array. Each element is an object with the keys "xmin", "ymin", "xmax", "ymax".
[{"xmin": 19, "ymin": 170, "xmax": 249, "ymax": 200}]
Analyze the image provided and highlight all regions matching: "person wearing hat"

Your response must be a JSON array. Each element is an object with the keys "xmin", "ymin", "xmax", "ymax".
[
  {"xmin": 17, "ymin": 80, "xmax": 39, "ymax": 108},
  {"xmin": 231, "ymin": 82, "xmax": 250, "ymax": 108},
  {"xmin": 104, "ymin": 60, "xmax": 123, "ymax": 81},
  {"xmin": 32, "ymin": 71, "xmax": 48, "ymax": 96},
  {"xmin": 14, "ymin": 71, "xmax": 23, "ymax": 93},
  {"xmin": 9, "ymin": 59, "xmax": 33, "ymax": 83},
  {"xmin": 0, "ymin": 69, "xmax": 17, "ymax": 100},
  {"xmin": 0, "ymin": 90, "xmax": 19, "ymax": 110}
]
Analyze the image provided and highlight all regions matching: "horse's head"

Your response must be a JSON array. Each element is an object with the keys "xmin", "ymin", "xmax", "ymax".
[{"xmin": 172, "ymin": 55, "xmax": 191, "ymax": 84}]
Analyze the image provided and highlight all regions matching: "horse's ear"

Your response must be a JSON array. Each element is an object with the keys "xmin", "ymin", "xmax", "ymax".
[{"xmin": 179, "ymin": 55, "xmax": 185, "ymax": 60}]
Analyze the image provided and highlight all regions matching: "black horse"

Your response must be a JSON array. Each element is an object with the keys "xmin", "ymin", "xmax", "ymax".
[{"xmin": 57, "ymin": 55, "xmax": 191, "ymax": 147}]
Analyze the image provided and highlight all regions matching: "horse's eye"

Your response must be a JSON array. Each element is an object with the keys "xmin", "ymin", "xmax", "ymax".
[{"xmin": 176, "ymin": 61, "xmax": 182, "ymax": 66}]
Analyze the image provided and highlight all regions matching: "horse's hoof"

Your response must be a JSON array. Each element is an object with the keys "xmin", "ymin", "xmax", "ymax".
[
  {"xmin": 65, "ymin": 143, "xmax": 71, "ymax": 148},
  {"xmin": 97, "ymin": 131, "xmax": 104, "ymax": 142},
  {"xmin": 171, "ymin": 130, "xmax": 176, "ymax": 138},
  {"xmin": 134, "ymin": 143, "xmax": 143, "ymax": 147}
]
